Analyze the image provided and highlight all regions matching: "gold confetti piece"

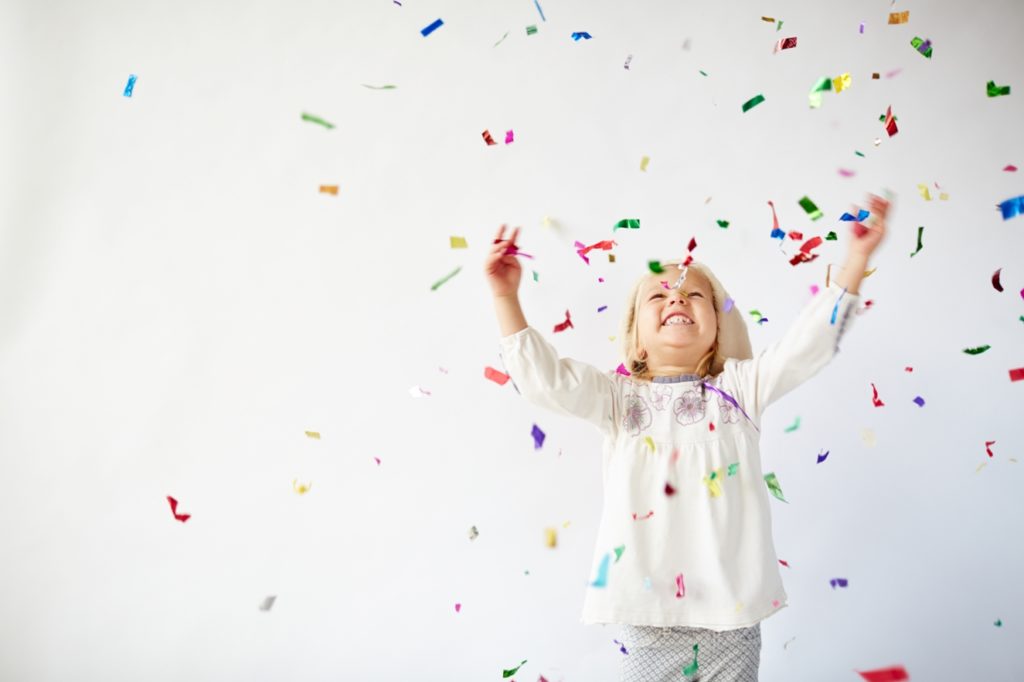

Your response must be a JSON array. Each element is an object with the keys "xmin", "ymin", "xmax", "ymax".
[
  {"xmin": 761, "ymin": 16, "xmax": 775, "ymax": 22},
  {"xmin": 544, "ymin": 528, "xmax": 557, "ymax": 548},
  {"xmin": 319, "ymin": 185, "xmax": 339, "ymax": 195},
  {"xmin": 292, "ymin": 479, "xmax": 312, "ymax": 494},
  {"xmin": 832, "ymin": 72, "xmax": 852, "ymax": 93},
  {"xmin": 976, "ymin": 462, "xmax": 988, "ymax": 474},
  {"xmin": 640, "ymin": 156, "xmax": 650, "ymax": 172},
  {"xmin": 940, "ymin": 192, "xmax": 949, "ymax": 201},
  {"xmin": 888, "ymin": 10, "xmax": 909, "ymax": 24},
  {"xmin": 861, "ymin": 428, "xmax": 877, "ymax": 447},
  {"xmin": 450, "ymin": 236, "xmax": 468, "ymax": 249},
  {"xmin": 304, "ymin": 430, "xmax": 320, "ymax": 439},
  {"xmin": 917, "ymin": 184, "xmax": 932, "ymax": 201},
  {"xmin": 703, "ymin": 468, "xmax": 724, "ymax": 497},
  {"xmin": 644, "ymin": 436, "xmax": 655, "ymax": 452},
  {"xmin": 608, "ymin": 254, "xmax": 616, "ymax": 263},
  {"xmin": 872, "ymin": 72, "xmax": 880, "ymax": 79}
]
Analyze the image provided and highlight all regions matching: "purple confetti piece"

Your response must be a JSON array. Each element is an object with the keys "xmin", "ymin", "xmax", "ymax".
[
  {"xmin": 816, "ymin": 449, "xmax": 830, "ymax": 464},
  {"xmin": 420, "ymin": 18, "xmax": 444, "ymax": 36},
  {"xmin": 859, "ymin": 21, "xmax": 865, "ymax": 34},
  {"xmin": 573, "ymin": 241, "xmax": 591, "ymax": 265},
  {"xmin": 913, "ymin": 396, "xmax": 925, "ymax": 407},
  {"xmin": 597, "ymin": 305, "xmax": 608, "ymax": 313},
  {"xmin": 829, "ymin": 578, "xmax": 849, "ymax": 589},
  {"xmin": 613, "ymin": 639, "xmax": 629, "ymax": 655},
  {"xmin": 531, "ymin": 423, "xmax": 545, "ymax": 450},
  {"xmin": 701, "ymin": 382, "xmax": 759, "ymax": 432},
  {"xmin": 723, "ymin": 297, "xmax": 735, "ymax": 313}
]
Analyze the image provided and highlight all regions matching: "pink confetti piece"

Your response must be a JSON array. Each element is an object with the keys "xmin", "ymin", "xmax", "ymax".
[
  {"xmin": 1004, "ymin": 164, "xmax": 1018, "ymax": 172},
  {"xmin": 631, "ymin": 510, "xmax": 655, "ymax": 521},
  {"xmin": 675, "ymin": 573, "xmax": 686, "ymax": 598},
  {"xmin": 484, "ymin": 366, "xmax": 510, "ymax": 385},
  {"xmin": 504, "ymin": 129, "xmax": 514, "ymax": 144},
  {"xmin": 810, "ymin": 285, "xmax": 820, "ymax": 296},
  {"xmin": 454, "ymin": 603, "xmax": 462, "ymax": 613},
  {"xmin": 723, "ymin": 297, "xmax": 735, "ymax": 312},
  {"xmin": 779, "ymin": 559, "xmax": 791, "ymax": 568},
  {"xmin": 373, "ymin": 457, "xmax": 381, "ymax": 465},
  {"xmin": 616, "ymin": 363, "xmax": 631, "ymax": 376},
  {"xmin": 839, "ymin": 168, "xmax": 856, "ymax": 177},
  {"xmin": 884, "ymin": 68, "xmax": 903, "ymax": 79}
]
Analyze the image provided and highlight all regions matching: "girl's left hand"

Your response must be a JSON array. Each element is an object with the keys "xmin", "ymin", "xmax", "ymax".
[{"xmin": 849, "ymin": 192, "xmax": 891, "ymax": 258}]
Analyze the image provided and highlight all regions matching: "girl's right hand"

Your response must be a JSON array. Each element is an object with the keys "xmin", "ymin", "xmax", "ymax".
[{"xmin": 484, "ymin": 224, "xmax": 522, "ymax": 297}]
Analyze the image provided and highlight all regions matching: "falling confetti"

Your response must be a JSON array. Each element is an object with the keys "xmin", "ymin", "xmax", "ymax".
[
  {"xmin": 450, "ymin": 236, "xmax": 468, "ymax": 249},
  {"xmin": 292, "ymin": 479, "xmax": 312, "ymax": 495},
  {"xmin": 913, "ymin": 396, "xmax": 925, "ymax": 407},
  {"xmin": 259, "ymin": 596, "xmax": 276, "ymax": 611},
  {"xmin": 614, "ymin": 218, "xmax": 641, "ymax": 230},
  {"xmin": 856, "ymin": 666, "xmax": 909, "ymax": 682},
  {"xmin": 741, "ymin": 93, "xmax": 766, "ymax": 112},
  {"xmin": 784, "ymin": 416, "xmax": 801, "ymax": 433},
  {"xmin": 304, "ymin": 430, "xmax": 320, "ymax": 439},
  {"xmin": 505, "ymin": 130, "xmax": 514, "ymax": 144},
  {"xmin": 526, "ymin": 24, "xmax": 538, "ymax": 35},
  {"xmin": 888, "ymin": 10, "xmax": 909, "ymax": 24},
  {"xmin": 1010, "ymin": 368, "xmax": 1024, "ymax": 382},
  {"xmin": 798, "ymin": 195, "xmax": 823, "ymax": 220},
  {"xmin": 468, "ymin": 526, "xmax": 479, "ymax": 540},
  {"xmin": 999, "ymin": 195, "xmax": 1024, "ymax": 220},
  {"xmin": 301, "ymin": 112, "xmax": 334, "ymax": 129},
  {"xmin": 361, "ymin": 83, "xmax": 397, "ymax": 90},
  {"xmin": 963, "ymin": 345, "xmax": 992, "ymax": 355},
  {"xmin": 123, "ymin": 74, "xmax": 137, "ymax": 97},
  {"xmin": 318, "ymin": 185, "xmax": 338, "ymax": 196},
  {"xmin": 553, "ymin": 310, "xmax": 573, "ymax": 333},
  {"xmin": 420, "ymin": 18, "xmax": 444, "ymax": 36},
  {"xmin": 613, "ymin": 639, "xmax": 629, "ymax": 655},
  {"xmin": 544, "ymin": 528, "xmax": 557, "ymax": 548},
  {"xmin": 675, "ymin": 573, "xmax": 686, "ymax": 598},
  {"xmin": 430, "ymin": 266, "xmax": 462, "ymax": 291},
  {"xmin": 992, "ymin": 268, "xmax": 1004, "ymax": 291},
  {"xmin": 871, "ymin": 383, "xmax": 885, "ymax": 407},
  {"xmin": 817, "ymin": 449, "xmax": 830, "ymax": 464},
  {"xmin": 501, "ymin": 659, "xmax": 527, "ymax": 678},
  {"xmin": 531, "ymin": 424, "xmax": 546, "ymax": 450},
  {"xmin": 883, "ymin": 106, "xmax": 898, "ymax": 136},
  {"xmin": 910, "ymin": 226, "xmax": 925, "ymax": 257},
  {"xmin": 571, "ymin": 31, "xmax": 592, "ymax": 40},
  {"xmin": 166, "ymin": 496, "xmax": 190, "ymax": 522},
  {"xmin": 911, "ymin": 36, "xmax": 933, "ymax": 58},
  {"xmin": 591, "ymin": 553, "xmax": 611, "ymax": 587},
  {"xmin": 986, "ymin": 441, "xmax": 996, "ymax": 458},
  {"xmin": 764, "ymin": 472, "xmax": 788, "ymax": 503},
  {"xmin": 484, "ymin": 366, "xmax": 510, "ymax": 385},
  {"xmin": 482, "ymin": 129, "xmax": 497, "ymax": 146},
  {"xmin": 454, "ymin": 603, "xmax": 461, "ymax": 613},
  {"xmin": 830, "ymin": 578, "xmax": 849, "ymax": 589},
  {"xmin": 773, "ymin": 36, "xmax": 797, "ymax": 53},
  {"xmin": 640, "ymin": 155, "xmax": 649, "ymax": 171},
  {"xmin": 533, "ymin": 0, "xmax": 546, "ymax": 21},
  {"xmin": 625, "ymin": 54, "xmax": 634, "ymax": 70},
  {"xmin": 408, "ymin": 385, "xmax": 432, "ymax": 398}
]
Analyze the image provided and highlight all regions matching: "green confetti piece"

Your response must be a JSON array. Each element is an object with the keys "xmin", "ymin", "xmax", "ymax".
[
  {"xmin": 1019, "ymin": 315, "xmax": 1024, "ymax": 323},
  {"xmin": 764, "ymin": 472, "xmax": 788, "ymax": 503},
  {"xmin": 430, "ymin": 266, "xmax": 462, "ymax": 291},
  {"xmin": 494, "ymin": 30, "xmax": 510, "ymax": 47},
  {"xmin": 910, "ymin": 226, "xmax": 924, "ymax": 257},
  {"xmin": 532, "ymin": 270, "xmax": 539, "ymax": 282},
  {"xmin": 748, "ymin": 309, "xmax": 763, "ymax": 319},
  {"xmin": 301, "ymin": 112, "xmax": 335, "ymax": 129},
  {"xmin": 878, "ymin": 113, "xmax": 899, "ymax": 122},
  {"xmin": 784, "ymin": 416, "xmax": 801, "ymax": 433},
  {"xmin": 963, "ymin": 345, "xmax": 992, "ymax": 355},
  {"xmin": 699, "ymin": 69, "xmax": 708, "ymax": 77},
  {"xmin": 502, "ymin": 659, "xmax": 527, "ymax": 678},
  {"xmin": 526, "ymin": 24, "xmax": 538, "ymax": 35},
  {"xmin": 613, "ymin": 545, "xmax": 626, "ymax": 562},
  {"xmin": 776, "ymin": 20, "xmax": 783, "ymax": 32},
  {"xmin": 741, "ymin": 93, "xmax": 766, "ymax": 113},
  {"xmin": 727, "ymin": 462, "xmax": 739, "ymax": 477},
  {"xmin": 825, "ymin": 231, "xmax": 838, "ymax": 241},
  {"xmin": 798, "ymin": 195, "xmax": 823, "ymax": 221},
  {"xmin": 911, "ymin": 36, "xmax": 933, "ymax": 58},
  {"xmin": 361, "ymin": 84, "xmax": 397, "ymax": 90},
  {"xmin": 808, "ymin": 76, "xmax": 832, "ymax": 108},
  {"xmin": 855, "ymin": 150, "xmax": 865, "ymax": 157},
  {"xmin": 614, "ymin": 218, "xmax": 640, "ymax": 230},
  {"xmin": 995, "ymin": 619, "xmax": 1003, "ymax": 627},
  {"xmin": 716, "ymin": 219, "xmax": 730, "ymax": 228},
  {"xmin": 987, "ymin": 80, "xmax": 1011, "ymax": 97},
  {"xmin": 648, "ymin": 261, "xmax": 664, "ymax": 274},
  {"xmin": 683, "ymin": 644, "xmax": 699, "ymax": 677}
]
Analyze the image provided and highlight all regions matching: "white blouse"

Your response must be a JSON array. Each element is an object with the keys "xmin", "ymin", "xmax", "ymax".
[{"xmin": 498, "ymin": 282, "xmax": 858, "ymax": 630}]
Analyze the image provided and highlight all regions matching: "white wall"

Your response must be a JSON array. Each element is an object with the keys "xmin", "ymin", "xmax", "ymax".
[{"xmin": 2, "ymin": 0, "xmax": 1022, "ymax": 679}]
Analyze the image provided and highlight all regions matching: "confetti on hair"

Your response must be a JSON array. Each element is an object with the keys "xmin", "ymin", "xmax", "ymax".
[
  {"xmin": 501, "ymin": 659, "xmax": 527, "ymax": 678},
  {"xmin": 123, "ymin": 74, "xmax": 137, "ymax": 97},
  {"xmin": 888, "ymin": 10, "xmax": 909, "ymax": 24},
  {"xmin": 571, "ymin": 31, "xmax": 592, "ymax": 40},
  {"xmin": 910, "ymin": 226, "xmax": 924, "ymax": 257},
  {"xmin": 318, "ymin": 185, "xmax": 338, "ymax": 195},
  {"xmin": 829, "ymin": 577, "xmax": 849, "ymax": 589},
  {"xmin": 430, "ymin": 266, "xmax": 462, "ymax": 291},
  {"xmin": 648, "ymin": 261, "xmax": 664, "ymax": 274},
  {"xmin": 817, "ymin": 449, "xmax": 830, "ymax": 464},
  {"xmin": 259, "ymin": 596, "xmax": 276, "ymax": 611},
  {"xmin": 883, "ymin": 106, "xmax": 898, "ymax": 136},
  {"xmin": 784, "ymin": 417, "xmax": 801, "ymax": 432},
  {"xmin": 773, "ymin": 36, "xmax": 797, "ymax": 53},
  {"xmin": 531, "ymin": 424, "xmax": 546, "ymax": 449},
  {"xmin": 504, "ymin": 129, "xmax": 514, "ymax": 144},
  {"xmin": 484, "ymin": 366, "xmax": 510, "ymax": 385},
  {"xmin": 723, "ymin": 297, "xmax": 735, "ymax": 313},
  {"xmin": 963, "ymin": 345, "xmax": 992, "ymax": 355},
  {"xmin": 764, "ymin": 472, "xmax": 788, "ymax": 502},
  {"xmin": 911, "ymin": 36, "xmax": 933, "ymax": 58},
  {"xmin": 683, "ymin": 644, "xmax": 699, "ymax": 677},
  {"xmin": 856, "ymin": 665, "xmax": 909, "ymax": 682},
  {"xmin": 292, "ymin": 479, "xmax": 312, "ymax": 495},
  {"xmin": 301, "ymin": 112, "xmax": 334, "ymax": 129},
  {"xmin": 741, "ymin": 93, "xmax": 766, "ymax": 112},
  {"xmin": 590, "ymin": 553, "xmax": 611, "ymax": 587},
  {"xmin": 166, "ymin": 496, "xmax": 190, "ymax": 522},
  {"xmin": 616, "ymin": 363, "xmax": 631, "ymax": 376},
  {"xmin": 553, "ymin": 310, "xmax": 573, "ymax": 333},
  {"xmin": 870, "ymin": 383, "xmax": 885, "ymax": 407},
  {"xmin": 767, "ymin": 200, "xmax": 785, "ymax": 239},
  {"xmin": 420, "ymin": 18, "xmax": 444, "ymax": 36},
  {"xmin": 632, "ymin": 510, "xmax": 654, "ymax": 521},
  {"xmin": 482, "ymin": 129, "xmax": 497, "ymax": 145},
  {"xmin": 999, "ymin": 196, "xmax": 1024, "ymax": 220},
  {"xmin": 614, "ymin": 218, "xmax": 641, "ymax": 230}
]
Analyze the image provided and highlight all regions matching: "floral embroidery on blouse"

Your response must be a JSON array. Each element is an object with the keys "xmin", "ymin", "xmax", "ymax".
[
  {"xmin": 648, "ymin": 384, "xmax": 673, "ymax": 411},
  {"xmin": 622, "ymin": 394, "xmax": 653, "ymax": 435},
  {"xmin": 717, "ymin": 394, "xmax": 741, "ymax": 424},
  {"xmin": 672, "ymin": 389, "xmax": 707, "ymax": 426}
]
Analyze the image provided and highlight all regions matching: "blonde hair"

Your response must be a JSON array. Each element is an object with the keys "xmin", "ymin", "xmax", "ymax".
[{"xmin": 620, "ymin": 261, "xmax": 719, "ymax": 381}]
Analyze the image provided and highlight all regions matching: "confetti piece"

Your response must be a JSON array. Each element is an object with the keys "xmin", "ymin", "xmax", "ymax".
[
  {"xmin": 449, "ymin": 235, "xmax": 468, "ymax": 249},
  {"xmin": 591, "ymin": 553, "xmax": 610, "ymax": 587},
  {"xmin": 839, "ymin": 168, "xmax": 856, "ymax": 177},
  {"xmin": 614, "ymin": 218, "xmax": 641, "ymax": 230},
  {"xmin": 420, "ymin": 18, "xmax": 444, "ymax": 36},
  {"xmin": 301, "ymin": 112, "xmax": 334, "ymax": 129},
  {"xmin": 767, "ymin": 200, "xmax": 785, "ymax": 240},
  {"xmin": 856, "ymin": 666, "xmax": 909, "ymax": 682},
  {"xmin": 526, "ymin": 24, "xmax": 538, "ymax": 35},
  {"xmin": 361, "ymin": 83, "xmax": 397, "ymax": 90},
  {"xmin": 888, "ymin": 10, "xmax": 909, "ymax": 24},
  {"xmin": 454, "ymin": 603, "xmax": 461, "ymax": 613},
  {"xmin": 545, "ymin": 528, "xmax": 557, "ymax": 548},
  {"xmin": 817, "ymin": 449, "xmax": 830, "ymax": 464},
  {"xmin": 493, "ymin": 30, "xmax": 510, "ymax": 47},
  {"xmin": 716, "ymin": 219, "xmax": 730, "ymax": 228},
  {"xmin": 571, "ymin": 31, "xmax": 592, "ymax": 41},
  {"xmin": 727, "ymin": 462, "xmax": 739, "ymax": 476},
  {"xmin": 830, "ymin": 287, "xmax": 847, "ymax": 325},
  {"xmin": 884, "ymin": 106, "xmax": 898, "ymax": 136},
  {"xmin": 409, "ymin": 385, "xmax": 431, "ymax": 397},
  {"xmin": 833, "ymin": 72, "xmax": 852, "ymax": 93},
  {"xmin": 841, "ymin": 210, "xmax": 870, "ymax": 221},
  {"xmin": 468, "ymin": 526, "xmax": 479, "ymax": 540},
  {"xmin": 614, "ymin": 545, "xmax": 625, "ymax": 562},
  {"xmin": 909, "ymin": 226, "xmax": 924, "ymax": 257},
  {"xmin": 683, "ymin": 644, "xmax": 699, "ymax": 677},
  {"xmin": 318, "ymin": 185, "xmax": 338, "ymax": 195},
  {"xmin": 916, "ymin": 183, "xmax": 933, "ymax": 201},
  {"xmin": 642, "ymin": 436, "xmax": 656, "ymax": 453},
  {"xmin": 502, "ymin": 659, "xmax": 527, "ymax": 678},
  {"xmin": 648, "ymin": 261, "xmax": 664, "ymax": 274},
  {"xmin": 123, "ymin": 74, "xmax": 137, "ymax": 97},
  {"xmin": 374, "ymin": 456, "xmax": 381, "ymax": 465},
  {"xmin": 790, "ymin": 236, "xmax": 824, "ymax": 266},
  {"xmin": 553, "ymin": 310, "xmax": 573, "ymax": 333},
  {"xmin": 986, "ymin": 441, "xmax": 996, "ymax": 458},
  {"xmin": 779, "ymin": 559, "xmax": 791, "ymax": 568},
  {"xmin": 482, "ymin": 129, "xmax": 496, "ymax": 146},
  {"xmin": 430, "ymin": 266, "xmax": 461, "ymax": 291},
  {"xmin": 597, "ymin": 305, "xmax": 608, "ymax": 313},
  {"xmin": 963, "ymin": 345, "xmax": 992, "ymax": 355},
  {"xmin": 798, "ymin": 196, "xmax": 823, "ymax": 221},
  {"xmin": 505, "ymin": 129, "xmax": 514, "ymax": 144},
  {"xmin": 1010, "ymin": 368, "xmax": 1024, "ymax": 382},
  {"xmin": 616, "ymin": 363, "xmax": 631, "ymax": 376},
  {"xmin": 679, "ymin": 236, "xmax": 698, "ymax": 268},
  {"xmin": 1005, "ymin": 165, "xmax": 1018, "ymax": 172},
  {"xmin": 911, "ymin": 36, "xmax": 932, "ymax": 58},
  {"xmin": 995, "ymin": 619, "xmax": 1003, "ymax": 627},
  {"xmin": 640, "ymin": 155, "xmax": 649, "ymax": 171},
  {"xmin": 531, "ymin": 424, "xmax": 545, "ymax": 450},
  {"xmin": 784, "ymin": 636, "xmax": 796, "ymax": 649},
  {"xmin": 484, "ymin": 366, "xmax": 510, "ymax": 385},
  {"xmin": 723, "ymin": 297, "xmax": 735, "ymax": 313},
  {"xmin": 808, "ymin": 76, "xmax": 832, "ymax": 108},
  {"xmin": 773, "ymin": 36, "xmax": 797, "ymax": 53},
  {"xmin": 741, "ymin": 94, "xmax": 766, "ymax": 112},
  {"xmin": 703, "ymin": 469, "xmax": 723, "ymax": 497},
  {"xmin": 259, "ymin": 596, "xmax": 276, "ymax": 611},
  {"xmin": 987, "ymin": 80, "xmax": 1011, "ymax": 97},
  {"xmin": 665, "ymin": 482, "xmax": 676, "ymax": 496},
  {"xmin": 624, "ymin": 54, "xmax": 633, "ymax": 70},
  {"xmin": 534, "ymin": 0, "xmax": 546, "ymax": 21},
  {"xmin": 829, "ymin": 577, "xmax": 849, "ymax": 589},
  {"xmin": 860, "ymin": 22, "xmax": 865, "ymax": 34},
  {"xmin": 632, "ymin": 510, "xmax": 654, "ymax": 521},
  {"xmin": 675, "ymin": 573, "xmax": 686, "ymax": 598},
  {"xmin": 166, "ymin": 496, "xmax": 190, "ymax": 522},
  {"xmin": 761, "ymin": 16, "xmax": 775, "ymax": 22},
  {"xmin": 613, "ymin": 639, "xmax": 629, "ymax": 655},
  {"xmin": 999, "ymin": 196, "xmax": 1024, "ymax": 220},
  {"xmin": 913, "ymin": 396, "xmax": 925, "ymax": 407},
  {"xmin": 784, "ymin": 417, "xmax": 801, "ymax": 432},
  {"xmin": 870, "ymin": 383, "xmax": 885, "ymax": 407},
  {"xmin": 825, "ymin": 232, "xmax": 838, "ymax": 240},
  {"xmin": 699, "ymin": 69, "xmax": 708, "ymax": 77},
  {"xmin": 292, "ymin": 479, "xmax": 312, "ymax": 495},
  {"xmin": 764, "ymin": 472, "xmax": 788, "ymax": 502}
]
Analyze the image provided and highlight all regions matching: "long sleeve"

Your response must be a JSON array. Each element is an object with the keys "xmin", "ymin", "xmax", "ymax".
[
  {"xmin": 723, "ymin": 282, "xmax": 859, "ymax": 423},
  {"xmin": 498, "ymin": 326, "xmax": 619, "ymax": 435}
]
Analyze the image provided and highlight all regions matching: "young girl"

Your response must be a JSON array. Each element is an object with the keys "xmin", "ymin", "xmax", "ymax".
[{"xmin": 485, "ymin": 194, "xmax": 889, "ymax": 682}]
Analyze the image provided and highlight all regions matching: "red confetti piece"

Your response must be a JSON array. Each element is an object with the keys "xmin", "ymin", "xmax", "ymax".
[
  {"xmin": 789, "ymin": 236, "xmax": 823, "ymax": 266},
  {"xmin": 553, "ymin": 310, "xmax": 573, "ymax": 333},
  {"xmin": 992, "ymin": 268, "xmax": 1004, "ymax": 292},
  {"xmin": 787, "ymin": 230, "xmax": 804, "ymax": 240},
  {"xmin": 779, "ymin": 559, "xmax": 790, "ymax": 568},
  {"xmin": 709, "ymin": 422, "xmax": 715, "ymax": 431},
  {"xmin": 632, "ymin": 510, "xmax": 655, "ymax": 521},
  {"xmin": 482, "ymin": 129, "xmax": 496, "ymax": 145},
  {"xmin": 681, "ymin": 237, "xmax": 698, "ymax": 266},
  {"xmin": 883, "ymin": 106, "xmax": 898, "ymax": 136},
  {"xmin": 767, "ymin": 200, "xmax": 783, "ymax": 239},
  {"xmin": 856, "ymin": 666, "xmax": 909, "ymax": 682},
  {"xmin": 167, "ymin": 496, "xmax": 190, "ymax": 522},
  {"xmin": 1010, "ymin": 367, "xmax": 1024, "ymax": 382},
  {"xmin": 871, "ymin": 383, "xmax": 885, "ymax": 407},
  {"xmin": 484, "ymin": 366, "xmax": 510, "ymax": 385},
  {"xmin": 675, "ymin": 573, "xmax": 686, "ymax": 598},
  {"xmin": 1004, "ymin": 164, "xmax": 1018, "ymax": 172},
  {"xmin": 985, "ymin": 440, "xmax": 996, "ymax": 458},
  {"xmin": 664, "ymin": 482, "xmax": 677, "ymax": 496},
  {"xmin": 374, "ymin": 457, "xmax": 381, "ymax": 465},
  {"xmin": 905, "ymin": 367, "xmax": 913, "ymax": 372}
]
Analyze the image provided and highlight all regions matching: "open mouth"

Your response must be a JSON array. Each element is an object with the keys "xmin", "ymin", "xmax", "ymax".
[{"xmin": 662, "ymin": 313, "xmax": 694, "ymax": 326}]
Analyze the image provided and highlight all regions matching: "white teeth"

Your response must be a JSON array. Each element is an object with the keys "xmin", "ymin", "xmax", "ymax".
[{"xmin": 664, "ymin": 316, "xmax": 693, "ymax": 326}]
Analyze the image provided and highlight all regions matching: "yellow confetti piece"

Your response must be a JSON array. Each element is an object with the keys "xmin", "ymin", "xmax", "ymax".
[
  {"xmin": 644, "ymin": 436, "xmax": 655, "ymax": 452},
  {"xmin": 450, "ymin": 235, "xmax": 468, "ymax": 249},
  {"xmin": 304, "ymin": 430, "xmax": 320, "ymax": 440},
  {"xmin": 293, "ymin": 479, "xmax": 312, "ymax": 494},
  {"xmin": 544, "ymin": 528, "xmax": 557, "ymax": 548},
  {"xmin": 562, "ymin": 520, "xmax": 572, "ymax": 528},
  {"xmin": 609, "ymin": 335, "xmax": 616, "ymax": 342},
  {"xmin": 318, "ymin": 185, "xmax": 339, "ymax": 195},
  {"xmin": 735, "ymin": 602, "xmax": 744, "ymax": 612},
  {"xmin": 703, "ymin": 468, "xmax": 724, "ymax": 497},
  {"xmin": 917, "ymin": 184, "xmax": 932, "ymax": 201},
  {"xmin": 888, "ymin": 10, "xmax": 909, "ymax": 24},
  {"xmin": 976, "ymin": 462, "xmax": 987, "ymax": 474},
  {"xmin": 832, "ymin": 72, "xmax": 852, "ymax": 93},
  {"xmin": 939, "ymin": 192, "xmax": 949, "ymax": 201},
  {"xmin": 864, "ymin": 267, "xmax": 877, "ymax": 278},
  {"xmin": 640, "ymin": 156, "xmax": 650, "ymax": 172},
  {"xmin": 861, "ymin": 428, "xmax": 877, "ymax": 447}
]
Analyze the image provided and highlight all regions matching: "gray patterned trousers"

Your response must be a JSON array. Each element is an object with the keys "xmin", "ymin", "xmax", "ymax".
[{"xmin": 619, "ymin": 623, "xmax": 761, "ymax": 681}]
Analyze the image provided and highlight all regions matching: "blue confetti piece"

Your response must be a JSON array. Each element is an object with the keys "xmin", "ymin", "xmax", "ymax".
[
  {"xmin": 571, "ymin": 31, "xmax": 592, "ymax": 41},
  {"xmin": 123, "ymin": 74, "xmax": 137, "ymax": 97},
  {"xmin": 913, "ymin": 396, "xmax": 925, "ymax": 407},
  {"xmin": 531, "ymin": 423, "xmax": 545, "ymax": 450},
  {"xmin": 590, "ymin": 553, "xmax": 610, "ymax": 587},
  {"xmin": 420, "ymin": 18, "xmax": 444, "ymax": 36},
  {"xmin": 770, "ymin": 227, "xmax": 785, "ymax": 240},
  {"xmin": 816, "ymin": 449, "xmax": 830, "ymax": 464},
  {"xmin": 998, "ymin": 195, "xmax": 1024, "ymax": 220},
  {"xmin": 534, "ymin": 0, "xmax": 546, "ymax": 21},
  {"xmin": 830, "ymin": 288, "xmax": 847, "ymax": 325},
  {"xmin": 839, "ymin": 209, "xmax": 869, "ymax": 221}
]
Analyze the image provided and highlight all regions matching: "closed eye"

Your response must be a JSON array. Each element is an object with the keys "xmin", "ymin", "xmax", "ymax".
[{"xmin": 649, "ymin": 293, "xmax": 665, "ymax": 300}]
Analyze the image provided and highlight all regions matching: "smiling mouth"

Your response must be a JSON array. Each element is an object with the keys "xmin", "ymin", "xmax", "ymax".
[{"xmin": 662, "ymin": 314, "xmax": 694, "ymax": 326}]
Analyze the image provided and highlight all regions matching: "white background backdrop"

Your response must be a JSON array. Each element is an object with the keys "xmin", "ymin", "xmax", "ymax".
[{"xmin": 2, "ymin": 0, "xmax": 1022, "ymax": 680}]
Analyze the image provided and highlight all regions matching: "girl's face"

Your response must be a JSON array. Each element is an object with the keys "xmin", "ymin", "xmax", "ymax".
[{"xmin": 636, "ymin": 268, "xmax": 718, "ymax": 371}]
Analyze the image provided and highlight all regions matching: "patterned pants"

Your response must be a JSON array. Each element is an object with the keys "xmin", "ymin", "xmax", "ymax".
[{"xmin": 619, "ymin": 623, "xmax": 761, "ymax": 681}]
